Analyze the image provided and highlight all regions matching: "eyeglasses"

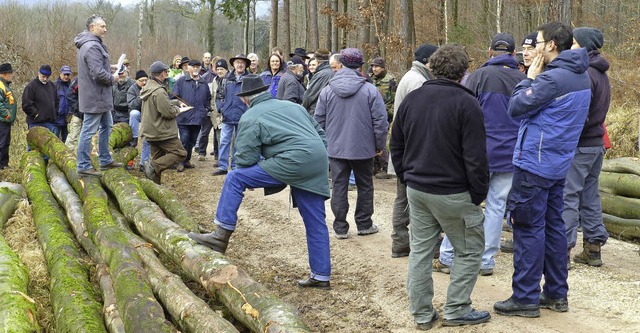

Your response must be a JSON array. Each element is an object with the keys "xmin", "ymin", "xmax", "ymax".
[
  {"xmin": 62, "ymin": 74, "xmax": 71, "ymax": 76},
  {"xmin": 536, "ymin": 39, "xmax": 551, "ymax": 46}
]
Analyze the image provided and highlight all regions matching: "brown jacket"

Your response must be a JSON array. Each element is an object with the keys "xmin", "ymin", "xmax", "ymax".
[{"xmin": 140, "ymin": 78, "xmax": 180, "ymax": 141}]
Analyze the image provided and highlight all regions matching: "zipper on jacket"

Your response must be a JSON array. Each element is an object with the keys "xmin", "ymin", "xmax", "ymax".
[{"xmin": 538, "ymin": 131, "xmax": 544, "ymax": 163}]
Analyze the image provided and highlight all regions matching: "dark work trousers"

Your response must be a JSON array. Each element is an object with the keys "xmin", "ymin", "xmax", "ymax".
[
  {"xmin": 391, "ymin": 179, "xmax": 410, "ymax": 253},
  {"xmin": 509, "ymin": 167, "xmax": 568, "ymax": 304},
  {"xmin": 329, "ymin": 157, "xmax": 374, "ymax": 234},
  {"xmin": 178, "ymin": 124, "xmax": 200, "ymax": 163},
  {"xmin": 197, "ymin": 117, "xmax": 213, "ymax": 156},
  {"xmin": 0, "ymin": 122, "xmax": 11, "ymax": 169}
]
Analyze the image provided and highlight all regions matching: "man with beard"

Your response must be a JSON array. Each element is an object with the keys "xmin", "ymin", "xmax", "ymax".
[{"xmin": 277, "ymin": 56, "xmax": 306, "ymax": 104}]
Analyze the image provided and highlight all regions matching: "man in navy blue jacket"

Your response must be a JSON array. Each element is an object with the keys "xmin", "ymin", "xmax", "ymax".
[
  {"xmin": 494, "ymin": 21, "xmax": 591, "ymax": 318},
  {"xmin": 435, "ymin": 33, "xmax": 526, "ymax": 277}
]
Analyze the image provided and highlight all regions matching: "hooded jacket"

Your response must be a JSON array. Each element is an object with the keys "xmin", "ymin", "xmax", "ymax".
[
  {"xmin": 314, "ymin": 68, "xmax": 389, "ymax": 159},
  {"xmin": 578, "ymin": 50, "xmax": 610, "ymax": 147},
  {"xmin": 303, "ymin": 61, "xmax": 332, "ymax": 115},
  {"xmin": 172, "ymin": 74, "xmax": 211, "ymax": 126},
  {"xmin": 220, "ymin": 70, "xmax": 249, "ymax": 125},
  {"xmin": 54, "ymin": 78, "xmax": 71, "ymax": 126},
  {"xmin": 22, "ymin": 77, "xmax": 58, "ymax": 124},
  {"xmin": 0, "ymin": 77, "xmax": 17, "ymax": 124},
  {"xmin": 276, "ymin": 69, "xmax": 306, "ymax": 104},
  {"xmin": 74, "ymin": 30, "xmax": 114, "ymax": 114},
  {"xmin": 508, "ymin": 48, "xmax": 591, "ymax": 180},
  {"xmin": 140, "ymin": 78, "xmax": 180, "ymax": 141},
  {"xmin": 464, "ymin": 54, "xmax": 526, "ymax": 173},
  {"xmin": 260, "ymin": 68, "xmax": 285, "ymax": 98}
]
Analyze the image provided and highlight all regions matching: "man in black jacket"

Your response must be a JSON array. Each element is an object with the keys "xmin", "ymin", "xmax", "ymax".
[
  {"xmin": 22, "ymin": 65, "xmax": 59, "ymax": 135},
  {"xmin": 390, "ymin": 45, "xmax": 490, "ymax": 329}
]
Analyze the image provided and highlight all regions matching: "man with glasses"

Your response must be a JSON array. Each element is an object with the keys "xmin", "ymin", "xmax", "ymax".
[{"xmin": 494, "ymin": 21, "xmax": 591, "ymax": 318}]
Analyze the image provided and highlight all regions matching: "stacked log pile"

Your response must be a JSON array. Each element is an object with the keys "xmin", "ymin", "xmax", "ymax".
[
  {"xmin": 599, "ymin": 157, "xmax": 640, "ymax": 241},
  {"xmin": 9, "ymin": 126, "xmax": 311, "ymax": 332}
]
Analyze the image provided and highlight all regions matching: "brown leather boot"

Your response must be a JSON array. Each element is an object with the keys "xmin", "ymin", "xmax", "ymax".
[
  {"xmin": 188, "ymin": 226, "xmax": 233, "ymax": 254},
  {"xmin": 573, "ymin": 242, "xmax": 602, "ymax": 267}
]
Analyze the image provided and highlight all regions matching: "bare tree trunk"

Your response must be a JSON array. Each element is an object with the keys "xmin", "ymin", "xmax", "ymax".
[
  {"xmin": 270, "ymin": 0, "xmax": 278, "ymax": 50},
  {"xmin": 283, "ymin": 0, "xmax": 292, "ymax": 56},
  {"xmin": 244, "ymin": 0, "xmax": 250, "ymax": 53},
  {"xmin": 341, "ymin": 0, "xmax": 348, "ymax": 49},
  {"xmin": 137, "ymin": 0, "xmax": 144, "ymax": 70},
  {"xmin": 145, "ymin": 0, "xmax": 155, "ymax": 39},
  {"xmin": 326, "ymin": 0, "xmax": 332, "ymax": 50},
  {"xmin": 453, "ymin": 0, "xmax": 458, "ymax": 27},
  {"xmin": 496, "ymin": 0, "xmax": 502, "ymax": 33},
  {"xmin": 443, "ymin": 0, "xmax": 448, "ymax": 44},
  {"xmin": 252, "ymin": 0, "xmax": 257, "ymax": 51},
  {"xmin": 575, "ymin": 0, "xmax": 583, "ymax": 25},
  {"xmin": 331, "ymin": 0, "xmax": 338, "ymax": 51},
  {"xmin": 399, "ymin": 0, "xmax": 415, "ymax": 68},
  {"xmin": 359, "ymin": 0, "xmax": 371, "ymax": 53},
  {"xmin": 560, "ymin": 0, "xmax": 571, "ymax": 26},
  {"xmin": 308, "ymin": 0, "xmax": 319, "ymax": 51},
  {"xmin": 207, "ymin": 0, "xmax": 216, "ymax": 53}
]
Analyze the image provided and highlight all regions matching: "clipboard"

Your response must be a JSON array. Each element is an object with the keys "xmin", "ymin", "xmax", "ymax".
[
  {"xmin": 116, "ymin": 54, "xmax": 126, "ymax": 74},
  {"xmin": 179, "ymin": 106, "xmax": 194, "ymax": 113}
]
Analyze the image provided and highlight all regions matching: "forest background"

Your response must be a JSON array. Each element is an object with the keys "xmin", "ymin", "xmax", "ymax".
[{"xmin": 1, "ymin": 0, "xmax": 639, "ymax": 159}]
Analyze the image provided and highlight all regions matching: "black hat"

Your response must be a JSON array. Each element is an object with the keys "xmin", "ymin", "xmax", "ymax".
[
  {"xmin": 0, "ymin": 63, "xmax": 14, "ymax": 74},
  {"xmin": 179, "ymin": 56, "xmax": 190, "ymax": 67},
  {"xmin": 314, "ymin": 48, "xmax": 331, "ymax": 61},
  {"xmin": 215, "ymin": 59, "xmax": 228, "ymax": 70},
  {"xmin": 188, "ymin": 59, "xmax": 202, "ymax": 67},
  {"xmin": 414, "ymin": 43, "xmax": 439, "ymax": 64},
  {"xmin": 236, "ymin": 74, "xmax": 269, "ymax": 97},
  {"xmin": 289, "ymin": 47, "xmax": 310, "ymax": 59},
  {"xmin": 521, "ymin": 32, "xmax": 537, "ymax": 47},
  {"xmin": 573, "ymin": 27, "xmax": 604, "ymax": 52},
  {"xmin": 39, "ymin": 64, "xmax": 52, "ymax": 76},
  {"xmin": 135, "ymin": 70, "xmax": 148, "ymax": 80},
  {"xmin": 491, "ymin": 33, "xmax": 516, "ymax": 53},
  {"xmin": 288, "ymin": 56, "xmax": 305, "ymax": 66},
  {"xmin": 229, "ymin": 54, "xmax": 251, "ymax": 68},
  {"xmin": 369, "ymin": 57, "xmax": 385, "ymax": 68},
  {"xmin": 150, "ymin": 61, "xmax": 169, "ymax": 74}
]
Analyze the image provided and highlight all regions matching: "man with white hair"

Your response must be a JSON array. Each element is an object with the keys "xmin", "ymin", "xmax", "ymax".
[
  {"xmin": 247, "ymin": 53, "xmax": 260, "ymax": 75},
  {"xmin": 276, "ymin": 56, "xmax": 306, "ymax": 104}
]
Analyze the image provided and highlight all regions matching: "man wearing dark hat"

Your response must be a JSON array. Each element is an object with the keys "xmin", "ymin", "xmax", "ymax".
[
  {"xmin": 562, "ymin": 27, "xmax": 610, "ymax": 268},
  {"xmin": 128, "ymin": 70, "xmax": 150, "ymax": 171},
  {"xmin": 289, "ymin": 47, "xmax": 310, "ymax": 60},
  {"xmin": 174, "ymin": 56, "xmax": 191, "ymax": 80},
  {"xmin": 0, "ymin": 63, "xmax": 17, "ymax": 169},
  {"xmin": 74, "ymin": 14, "xmax": 123, "ymax": 176},
  {"xmin": 314, "ymin": 47, "xmax": 389, "ymax": 239},
  {"xmin": 140, "ymin": 61, "xmax": 187, "ymax": 184},
  {"xmin": 22, "ymin": 65, "xmax": 59, "ymax": 136},
  {"xmin": 54, "ymin": 65, "xmax": 73, "ymax": 142},
  {"xmin": 435, "ymin": 33, "xmax": 525, "ymax": 277},
  {"xmin": 172, "ymin": 59, "xmax": 212, "ymax": 172},
  {"xmin": 189, "ymin": 74, "xmax": 332, "ymax": 290},
  {"xmin": 388, "ymin": 43, "xmax": 438, "ymax": 258},
  {"xmin": 302, "ymin": 48, "xmax": 333, "ymax": 115},
  {"xmin": 369, "ymin": 57, "xmax": 397, "ymax": 179},
  {"xmin": 214, "ymin": 54, "xmax": 251, "ymax": 175},
  {"xmin": 205, "ymin": 58, "xmax": 229, "ymax": 160},
  {"xmin": 276, "ymin": 56, "xmax": 306, "ymax": 104},
  {"xmin": 521, "ymin": 32, "xmax": 538, "ymax": 72}
]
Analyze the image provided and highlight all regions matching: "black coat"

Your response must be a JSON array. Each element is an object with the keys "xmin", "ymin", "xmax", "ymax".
[{"xmin": 22, "ymin": 78, "xmax": 59, "ymax": 124}]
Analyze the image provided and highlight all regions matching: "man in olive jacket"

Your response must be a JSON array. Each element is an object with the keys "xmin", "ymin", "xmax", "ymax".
[
  {"xmin": 190, "ymin": 75, "xmax": 332, "ymax": 289},
  {"xmin": 140, "ymin": 61, "xmax": 187, "ymax": 184}
]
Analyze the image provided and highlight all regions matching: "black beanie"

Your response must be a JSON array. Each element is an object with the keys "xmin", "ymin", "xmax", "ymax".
[
  {"xmin": 573, "ymin": 27, "xmax": 604, "ymax": 52},
  {"xmin": 414, "ymin": 44, "xmax": 438, "ymax": 64},
  {"xmin": 135, "ymin": 70, "xmax": 148, "ymax": 80},
  {"xmin": 215, "ymin": 59, "xmax": 228, "ymax": 70}
]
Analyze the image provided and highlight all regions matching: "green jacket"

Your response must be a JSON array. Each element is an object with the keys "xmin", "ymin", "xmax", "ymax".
[
  {"xmin": 372, "ymin": 71, "xmax": 397, "ymax": 117},
  {"xmin": 235, "ymin": 92, "xmax": 330, "ymax": 198},
  {"xmin": 0, "ymin": 77, "xmax": 17, "ymax": 124},
  {"xmin": 140, "ymin": 78, "xmax": 180, "ymax": 141}
]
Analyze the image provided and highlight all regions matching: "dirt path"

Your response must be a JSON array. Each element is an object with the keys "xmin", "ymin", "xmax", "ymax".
[{"xmin": 163, "ymin": 157, "xmax": 640, "ymax": 333}]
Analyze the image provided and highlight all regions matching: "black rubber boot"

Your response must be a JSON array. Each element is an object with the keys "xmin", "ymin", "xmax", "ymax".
[{"xmin": 188, "ymin": 227, "xmax": 233, "ymax": 254}]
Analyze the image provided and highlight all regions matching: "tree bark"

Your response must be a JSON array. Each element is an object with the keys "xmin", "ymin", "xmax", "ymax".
[
  {"xmin": 137, "ymin": 0, "xmax": 144, "ymax": 70},
  {"xmin": 109, "ymin": 122, "xmax": 133, "ymax": 150},
  {"xmin": 0, "ymin": 182, "xmax": 25, "ymax": 227},
  {"xmin": 602, "ymin": 213, "xmax": 640, "ymax": 242},
  {"xmin": 21, "ymin": 151, "xmax": 106, "ymax": 333},
  {"xmin": 560, "ymin": 0, "xmax": 571, "ymax": 26},
  {"xmin": 331, "ymin": 0, "xmax": 338, "ymax": 51},
  {"xmin": 101, "ymin": 168, "xmax": 312, "ymax": 333},
  {"xmin": 601, "ymin": 157, "xmax": 640, "ymax": 176},
  {"xmin": 270, "ymin": 0, "xmax": 278, "ymax": 50},
  {"xmin": 600, "ymin": 191, "xmax": 640, "ymax": 220},
  {"xmin": 307, "ymin": 0, "xmax": 319, "ymax": 51},
  {"xmin": 283, "ymin": 0, "xmax": 292, "ymax": 57},
  {"xmin": 26, "ymin": 127, "xmax": 175, "ymax": 333},
  {"xmin": 207, "ymin": 0, "xmax": 217, "ymax": 53},
  {"xmin": 599, "ymin": 171, "xmax": 640, "ymax": 199},
  {"xmin": 325, "ymin": 0, "xmax": 332, "ymax": 50},
  {"xmin": 138, "ymin": 178, "xmax": 199, "ymax": 232}
]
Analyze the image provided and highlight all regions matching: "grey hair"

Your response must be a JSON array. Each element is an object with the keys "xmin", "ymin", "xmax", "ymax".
[
  {"xmin": 86, "ymin": 14, "xmax": 104, "ymax": 30},
  {"xmin": 329, "ymin": 54, "xmax": 341, "ymax": 64}
]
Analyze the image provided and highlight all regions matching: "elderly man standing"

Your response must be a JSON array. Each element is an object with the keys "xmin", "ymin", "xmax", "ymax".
[
  {"xmin": 189, "ymin": 75, "xmax": 332, "ymax": 289},
  {"xmin": 276, "ymin": 56, "xmax": 306, "ymax": 104},
  {"xmin": 314, "ymin": 48, "xmax": 388, "ymax": 239},
  {"xmin": 0, "ymin": 63, "xmax": 16, "ymax": 170},
  {"xmin": 22, "ymin": 65, "xmax": 59, "ymax": 136},
  {"xmin": 54, "ymin": 65, "xmax": 73, "ymax": 142},
  {"xmin": 74, "ymin": 14, "xmax": 122, "ymax": 176}
]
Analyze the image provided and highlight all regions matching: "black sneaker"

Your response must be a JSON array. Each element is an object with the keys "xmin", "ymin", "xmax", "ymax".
[
  {"xmin": 78, "ymin": 168, "xmax": 102, "ymax": 177},
  {"xmin": 539, "ymin": 292, "xmax": 568, "ymax": 312},
  {"xmin": 442, "ymin": 309, "xmax": 490, "ymax": 326},
  {"xmin": 494, "ymin": 297, "xmax": 540, "ymax": 317},
  {"xmin": 416, "ymin": 312, "xmax": 439, "ymax": 331},
  {"xmin": 297, "ymin": 277, "xmax": 330, "ymax": 290},
  {"xmin": 212, "ymin": 169, "xmax": 227, "ymax": 176}
]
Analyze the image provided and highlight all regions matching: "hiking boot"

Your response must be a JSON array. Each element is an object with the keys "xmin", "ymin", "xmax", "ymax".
[
  {"xmin": 297, "ymin": 277, "xmax": 330, "ymax": 290},
  {"xmin": 432, "ymin": 259, "xmax": 450, "ymax": 274},
  {"xmin": 357, "ymin": 224, "xmax": 379, "ymax": 236},
  {"xmin": 500, "ymin": 238, "xmax": 514, "ymax": 253},
  {"xmin": 335, "ymin": 232, "xmax": 349, "ymax": 239},
  {"xmin": 212, "ymin": 169, "xmax": 227, "ymax": 176},
  {"xmin": 479, "ymin": 268, "xmax": 494, "ymax": 276},
  {"xmin": 184, "ymin": 161, "xmax": 195, "ymax": 168},
  {"xmin": 78, "ymin": 168, "xmax": 102, "ymax": 177},
  {"xmin": 573, "ymin": 242, "xmax": 603, "ymax": 267},
  {"xmin": 144, "ymin": 161, "xmax": 161, "ymax": 185},
  {"xmin": 197, "ymin": 154, "xmax": 206, "ymax": 161},
  {"xmin": 494, "ymin": 297, "xmax": 540, "ymax": 317},
  {"xmin": 416, "ymin": 312, "xmax": 439, "ymax": 331},
  {"xmin": 176, "ymin": 163, "xmax": 185, "ymax": 172},
  {"xmin": 392, "ymin": 247, "xmax": 410, "ymax": 258},
  {"xmin": 188, "ymin": 226, "xmax": 234, "ymax": 254},
  {"xmin": 539, "ymin": 292, "xmax": 569, "ymax": 312},
  {"xmin": 442, "ymin": 309, "xmax": 491, "ymax": 327},
  {"xmin": 100, "ymin": 161, "xmax": 124, "ymax": 171}
]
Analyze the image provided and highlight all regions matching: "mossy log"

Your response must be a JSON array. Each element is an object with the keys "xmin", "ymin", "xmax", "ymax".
[
  {"xmin": 0, "ymin": 182, "xmax": 25, "ymax": 227},
  {"xmin": 109, "ymin": 207, "xmax": 240, "ymax": 333},
  {"xmin": 599, "ymin": 171, "xmax": 640, "ymax": 199},
  {"xmin": 46, "ymin": 165, "xmax": 125, "ymax": 333},
  {"xmin": 26, "ymin": 127, "xmax": 175, "ymax": 333},
  {"xmin": 20, "ymin": 151, "xmax": 106, "ymax": 333},
  {"xmin": 601, "ymin": 157, "xmax": 640, "ymax": 176},
  {"xmin": 102, "ymin": 168, "xmax": 311, "ymax": 333},
  {"xmin": 599, "ymin": 191, "xmax": 640, "ymax": 220},
  {"xmin": 138, "ymin": 178, "xmax": 199, "ymax": 232},
  {"xmin": 602, "ymin": 214, "xmax": 640, "ymax": 242},
  {"xmin": 109, "ymin": 122, "xmax": 133, "ymax": 150}
]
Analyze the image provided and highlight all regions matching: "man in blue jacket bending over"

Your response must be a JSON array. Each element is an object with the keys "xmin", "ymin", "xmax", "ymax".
[{"xmin": 494, "ymin": 21, "xmax": 591, "ymax": 317}]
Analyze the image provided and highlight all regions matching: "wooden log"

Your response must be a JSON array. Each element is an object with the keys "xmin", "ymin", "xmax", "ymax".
[
  {"xmin": 138, "ymin": 178, "xmax": 199, "ymax": 232},
  {"xmin": 46, "ymin": 164, "xmax": 125, "ymax": 333},
  {"xmin": 109, "ymin": 207, "xmax": 240, "ymax": 333},
  {"xmin": 599, "ymin": 191, "xmax": 640, "ymax": 220},
  {"xmin": 26, "ymin": 126, "xmax": 175, "ymax": 333},
  {"xmin": 0, "ymin": 182, "xmax": 25, "ymax": 227},
  {"xmin": 21, "ymin": 151, "xmax": 106, "ymax": 333},
  {"xmin": 599, "ymin": 171, "xmax": 640, "ymax": 199},
  {"xmin": 601, "ymin": 157, "xmax": 640, "ymax": 176},
  {"xmin": 109, "ymin": 122, "xmax": 133, "ymax": 150},
  {"xmin": 602, "ymin": 214, "xmax": 640, "ymax": 242},
  {"xmin": 102, "ymin": 168, "xmax": 311, "ymax": 333}
]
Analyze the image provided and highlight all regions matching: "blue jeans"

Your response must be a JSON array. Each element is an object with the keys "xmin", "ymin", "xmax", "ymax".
[
  {"xmin": 563, "ymin": 146, "xmax": 608, "ymax": 249},
  {"xmin": 129, "ymin": 110, "xmax": 151, "ymax": 165},
  {"xmin": 509, "ymin": 167, "xmax": 568, "ymax": 304},
  {"xmin": 215, "ymin": 164, "xmax": 331, "ymax": 280},
  {"xmin": 77, "ymin": 112, "xmax": 114, "ymax": 171},
  {"xmin": 217, "ymin": 123, "xmax": 237, "ymax": 171},
  {"xmin": 178, "ymin": 124, "xmax": 200, "ymax": 163},
  {"xmin": 439, "ymin": 172, "xmax": 512, "ymax": 269}
]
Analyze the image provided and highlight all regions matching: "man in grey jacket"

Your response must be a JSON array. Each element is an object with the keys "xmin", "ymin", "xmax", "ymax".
[
  {"xmin": 276, "ymin": 56, "xmax": 306, "ymax": 104},
  {"xmin": 302, "ymin": 49, "xmax": 332, "ymax": 115},
  {"xmin": 74, "ymin": 14, "xmax": 122, "ymax": 176},
  {"xmin": 314, "ymin": 48, "xmax": 388, "ymax": 239}
]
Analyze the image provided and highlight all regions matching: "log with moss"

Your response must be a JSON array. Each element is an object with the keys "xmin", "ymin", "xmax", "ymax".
[
  {"xmin": 46, "ymin": 165, "xmax": 125, "ymax": 333},
  {"xmin": 109, "ymin": 122, "xmax": 133, "ymax": 150},
  {"xmin": 602, "ymin": 214, "xmax": 640, "ymax": 241},
  {"xmin": 26, "ymin": 127, "xmax": 175, "ymax": 333},
  {"xmin": 109, "ymin": 206, "xmax": 240, "ymax": 333},
  {"xmin": 21, "ymin": 151, "xmax": 106, "ymax": 333},
  {"xmin": 0, "ymin": 182, "xmax": 25, "ymax": 227},
  {"xmin": 601, "ymin": 157, "xmax": 640, "ymax": 176},
  {"xmin": 102, "ymin": 168, "xmax": 311, "ymax": 333},
  {"xmin": 600, "ymin": 191, "xmax": 640, "ymax": 220},
  {"xmin": 138, "ymin": 178, "xmax": 199, "ymax": 232},
  {"xmin": 599, "ymin": 171, "xmax": 640, "ymax": 199}
]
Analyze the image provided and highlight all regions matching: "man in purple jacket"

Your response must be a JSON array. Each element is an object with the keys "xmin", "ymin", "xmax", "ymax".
[{"xmin": 314, "ymin": 48, "xmax": 388, "ymax": 239}]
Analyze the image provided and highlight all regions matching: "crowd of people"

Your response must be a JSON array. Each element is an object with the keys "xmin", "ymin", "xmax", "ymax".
[{"xmin": 0, "ymin": 14, "xmax": 613, "ymax": 330}]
